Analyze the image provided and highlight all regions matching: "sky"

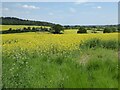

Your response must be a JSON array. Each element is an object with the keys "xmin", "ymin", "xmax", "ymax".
[{"xmin": 1, "ymin": 2, "xmax": 118, "ymax": 25}]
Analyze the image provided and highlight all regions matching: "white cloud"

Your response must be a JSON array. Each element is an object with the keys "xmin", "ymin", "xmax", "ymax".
[
  {"xmin": 84, "ymin": 3, "xmax": 94, "ymax": 6},
  {"xmin": 49, "ymin": 12, "xmax": 54, "ymax": 16},
  {"xmin": 97, "ymin": 6, "xmax": 102, "ymax": 9},
  {"xmin": 3, "ymin": 8, "xmax": 9, "ymax": 11},
  {"xmin": 92, "ymin": 6, "xmax": 102, "ymax": 9},
  {"xmin": 22, "ymin": 5, "xmax": 40, "ymax": 9},
  {"xmin": 70, "ymin": 8, "xmax": 76, "ymax": 13},
  {"xmin": 74, "ymin": 0, "xmax": 88, "ymax": 5}
]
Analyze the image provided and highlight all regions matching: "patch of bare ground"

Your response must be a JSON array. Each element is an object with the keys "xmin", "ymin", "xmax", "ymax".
[{"xmin": 78, "ymin": 54, "xmax": 90, "ymax": 65}]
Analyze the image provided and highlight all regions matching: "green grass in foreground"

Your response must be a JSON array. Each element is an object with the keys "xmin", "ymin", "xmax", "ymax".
[{"xmin": 2, "ymin": 47, "xmax": 118, "ymax": 88}]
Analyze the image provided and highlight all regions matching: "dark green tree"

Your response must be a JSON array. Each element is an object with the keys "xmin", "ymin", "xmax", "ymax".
[
  {"xmin": 8, "ymin": 28, "xmax": 12, "ymax": 31},
  {"xmin": 51, "ymin": 24, "xmax": 64, "ymax": 34},
  {"xmin": 32, "ymin": 27, "xmax": 36, "ymax": 31},
  {"xmin": 118, "ymin": 25, "xmax": 120, "ymax": 32},
  {"xmin": 111, "ymin": 27, "xmax": 117, "ymax": 32},
  {"xmin": 27, "ymin": 27, "xmax": 31, "ymax": 31},
  {"xmin": 77, "ymin": 27, "xmax": 87, "ymax": 34},
  {"xmin": 103, "ymin": 27, "xmax": 112, "ymax": 33}
]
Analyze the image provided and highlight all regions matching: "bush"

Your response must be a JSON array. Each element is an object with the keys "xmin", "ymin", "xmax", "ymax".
[
  {"xmin": 80, "ymin": 38, "xmax": 102, "ymax": 49},
  {"xmin": 8, "ymin": 28, "xmax": 12, "ymax": 31},
  {"xmin": 23, "ymin": 27, "xmax": 27, "ymax": 31},
  {"xmin": 32, "ymin": 27, "xmax": 36, "ymax": 31},
  {"xmin": 103, "ymin": 27, "xmax": 112, "ymax": 33},
  {"xmin": 111, "ymin": 27, "xmax": 117, "ymax": 32},
  {"xmin": 80, "ymin": 38, "xmax": 118, "ymax": 49},
  {"xmin": 77, "ymin": 27, "xmax": 87, "ymax": 34},
  {"xmin": 103, "ymin": 27, "xmax": 117, "ymax": 33},
  {"xmin": 51, "ymin": 24, "xmax": 64, "ymax": 34},
  {"xmin": 27, "ymin": 27, "xmax": 31, "ymax": 31},
  {"xmin": 118, "ymin": 25, "xmax": 120, "ymax": 32}
]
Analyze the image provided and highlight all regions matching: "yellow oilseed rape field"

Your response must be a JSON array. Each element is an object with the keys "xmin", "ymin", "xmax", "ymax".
[{"xmin": 2, "ymin": 32, "xmax": 118, "ymax": 53}]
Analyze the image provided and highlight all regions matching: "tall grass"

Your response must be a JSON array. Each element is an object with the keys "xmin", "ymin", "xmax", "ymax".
[{"xmin": 80, "ymin": 38, "xmax": 119, "ymax": 50}]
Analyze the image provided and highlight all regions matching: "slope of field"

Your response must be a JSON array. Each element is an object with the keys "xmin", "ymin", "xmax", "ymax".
[
  {"xmin": 64, "ymin": 29, "xmax": 78, "ymax": 34},
  {"xmin": 1, "ymin": 32, "xmax": 119, "ymax": 88},
  {"xmin": 64, "ymin": 29, "xmax": 103, "ymax": 34}
]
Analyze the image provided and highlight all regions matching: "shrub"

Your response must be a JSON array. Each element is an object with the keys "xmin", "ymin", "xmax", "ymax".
[
  {"xmin": 23, "ymin": 27, "xmax": 27, "ymax": 31},
  {"xmin": 27, "ymin": 27, "xmax": 31, "ymax": 31},
  {"xmin": 80, "ymin": 38, "xmax": 118, "ymax": 49},
  {"xmin": 8, "ymin": 28, "xmax": 12, "ymax": 31},
  {"xmin": 80, "ymin": 38, "xmax": 102, "ymax": 49},
  {"xmin": 32, "ymin": 27, "xmax": 36, "ymax": 31},
  {"xmin": 77, "ymin": 27, "xmax": 87, "ymax": 34},
  {"xmin": 51, "ymin": 24, "xmax": 64, "ymax": 34},
  {"xmin": 102, "ymin": 40, "xmax": 118, "ymax": 49},
  {"xmin": 118, "ymin": 25, "xmax": 120, "ymax": 32},
  {"xmin": 111, "ymin": 27, "xmax": 117, "ymax": 32},
  {"xmin": 103, "ymin": 27, "xmax": 112, "ymax": 33}
]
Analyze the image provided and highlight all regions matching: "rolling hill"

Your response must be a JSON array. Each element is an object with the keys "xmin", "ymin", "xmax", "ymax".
[{"xmin": 0, "ymin": 17, "xmax": 55, "ymax": 26}]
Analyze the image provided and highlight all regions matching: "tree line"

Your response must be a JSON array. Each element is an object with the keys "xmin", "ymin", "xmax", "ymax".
[
  {"xmin": 0, "ymin": 17, "xmax": 119, "ymax": 34},
  {"xmin": 1, "ymin": 27, "xmax": 50, "ymax": 34},
  {"xmin": 1, "ymin": 24, "xmax": 118, "ymax": 34},
  {"xmin": 1, "ymin": 24, "xmax": 64, "ymax": 34},
  {"xmin": 77, "ymin": 26, "xmax": 118, "ymax": 34},
  {"xmin": 0, "ymin": 17, "xmax": 55, "ymax": 26}
]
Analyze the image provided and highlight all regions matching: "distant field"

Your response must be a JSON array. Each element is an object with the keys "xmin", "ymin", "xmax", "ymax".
[
  {"xmin": 64, "ymin": 29, "xmax": 103, "ymax": 34},
  {"xmin": 87, "ymin": 30, "xmax": 103, "ymax": 33},
  {"xmin": 64, "ymin": 29, "xmax": 78, "ymax": 34},
  {"xmin": 1, "ymin": 25, "xmax": 104, "ymax": 34},
  {"xmin": 0, "ymin": 25, "xmax": 50, "ymax": 31}
]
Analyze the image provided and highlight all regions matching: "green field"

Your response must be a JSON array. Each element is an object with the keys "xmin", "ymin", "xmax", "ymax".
[
  {"xmin": 1, "ymin": 25, "xmax": 104, "ymax": 34},
  {"xmin": 1, "ymin": 25, "xmax": 119, "ymax": 88}
]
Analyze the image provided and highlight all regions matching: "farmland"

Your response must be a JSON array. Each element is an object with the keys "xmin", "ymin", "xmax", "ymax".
[
  {"xmin": 0, "ymin": 25, "xmax": 50, "ymax": 31},
  {"xmin": 1, "ymin": 25, "xmax": 119, "ymax": 88},
  {"xmin": 1, "ymin": 1, "xmax": 119, "ymax": 88}
]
